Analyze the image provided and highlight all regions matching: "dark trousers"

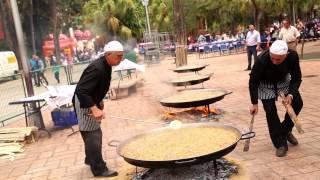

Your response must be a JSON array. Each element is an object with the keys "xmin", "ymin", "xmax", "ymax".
[
  {"xmin": 80, "ymin": 128, "xmax": 106, "ymax": 176},
  {"xmin": 261, "ymin": 92, "xmax": 303, "ymax": 148},
  {"xmin": 32, "ymin": 71, "xmax": 38, "ymax": 85},
  {"xmin": 247, "ymin": 45, "xmax": 257, "ymax": 69},
  {"xmin": 36, "ymin": 71, "xmax": 49, "ymax": 86}
]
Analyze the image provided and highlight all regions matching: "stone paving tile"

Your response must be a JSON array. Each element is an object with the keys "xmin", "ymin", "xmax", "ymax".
[
  {"xmin": 5, "ymin": 177, "xmax": 18, "ymax": 180},
  {"xmin": 28, "ymin": 169, "xmax": 50, "ymax": 178},
  {"xmin": 16, "ymin": 174, "xmax": 32, "ymax": 180},
  {"xmin": 296, "ymin": 165, "xmax": 320, "ymax": 174},
  {"xmin": 253, "ymin": 170, "xmax": 285, "ymax": 180},
  {"xmin": 285, "ymin": 171, "xmax": 320, "ymax": 180},
  {"xmin": 59, "ymin": 156, "xmax": 76, "ymax": 168},
  {"xmin": 1, "ymin": 42, "xmax": 320, "ymax": 179},
  {"xmin": 270, "ymin": 165, "xmax": 300, "ymax": 176},
  {"xmin": 10, "ymin": 165, "xmax": 31, "ymax": 177},
  {"xmin": 0, "ymin": 168, "xmax": 13, "ymax": 179},
  {"xmin": 31, "ymin": 176, "xmax": 49, "ymax": 180},
  {"xmin": 48, "ymin": 167, "xmax": 66, "ymax": 179}
]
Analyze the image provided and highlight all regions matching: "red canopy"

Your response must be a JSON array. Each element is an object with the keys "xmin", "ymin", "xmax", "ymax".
[
  {"xmin": 74, "ymin": 29, "xmax": 92, "ymax": 40},
  {"xmin": 42, "ymin": 34, "xmax": 75, "ymax": 57},
  {"xmin": 74, "ymin": 30, "xmax": 83, "ymax": 39}
]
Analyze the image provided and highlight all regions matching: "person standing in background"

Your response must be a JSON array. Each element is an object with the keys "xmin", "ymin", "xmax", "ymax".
[
  {"xmin": 29, "ymin": 55, "xmax": 39, "ymax": 86},
  {"xmin": 35, "ymin": 55, "xmax": 49, "ymax": 86},
  {"xmin": 279, "ymin": 19, "xmax": 300, "ymax": 51},
  {"xmin": 245, "ymin": 24, "xmax": 261, "ymax": 71},
  {"xmin": 50, "ymin": 54, "xmax": 60, "ymax": 84}
]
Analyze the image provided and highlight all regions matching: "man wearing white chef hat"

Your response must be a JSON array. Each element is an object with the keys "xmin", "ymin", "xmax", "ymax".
[
  {"xmin": 73, "ymin": 41, "xmax": 124, "ymax": 177},
  {"xmin": 248, "ymin": 40, "xmax": 303, "ymax": 157}
]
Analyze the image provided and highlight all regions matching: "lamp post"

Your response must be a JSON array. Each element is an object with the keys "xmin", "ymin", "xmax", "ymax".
[
  {"xmin": 10, "ymin": 0, "xmax": 34, "ymax": 97},
  {"xmin": 141, "ymin": 0, "xmax": 151, "ymax": 36}
]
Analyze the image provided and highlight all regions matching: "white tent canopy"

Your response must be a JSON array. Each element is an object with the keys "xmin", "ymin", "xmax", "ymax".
[{"xmin": 113, "ymin": 59, "xmax": 145, "ymax": 72}]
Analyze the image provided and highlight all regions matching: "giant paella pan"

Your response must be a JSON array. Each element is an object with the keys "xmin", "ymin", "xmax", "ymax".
[
  {"xmin": 160, "ymin": 88, "xmax": 231, "ymax": 108},
  {"xmin": 169, "ymin": 74, "xmax": 211, "ymax": 87},
  {"xmin": 109, "ymin": 122, "xmax": 254, "ymax": 168},
  {"xmin": 172, "ymin": 64, "xmax": 208, "ymax": 73}
]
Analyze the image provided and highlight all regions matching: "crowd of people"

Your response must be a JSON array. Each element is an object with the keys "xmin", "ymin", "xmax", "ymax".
[
  {"xmin": 29, "ymin": 55, "xmax": 49, "ymax": 87},
  {"xmin": 187, "ymin": 17, "xmax": 320, "ymax": 52},
  {"xmin": 29, "ymin": 52, "xmax": 73, "ymax": 86},
  {"xmin": 28, "ymin": 44, "xmax": 138, "ymax": 87}
]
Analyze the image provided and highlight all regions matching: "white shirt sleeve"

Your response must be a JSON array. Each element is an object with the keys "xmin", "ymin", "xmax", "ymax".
[
  {"xmin": 245, "ymin": 32, "xmax": 249, "ymax": 42},
  {"xmin": 256, "ymin": 31, "xmax": 261, "ymax": 43},
  {"xmin": 293, "ymin": 26, "xmax": 300, "ymax": 38}
]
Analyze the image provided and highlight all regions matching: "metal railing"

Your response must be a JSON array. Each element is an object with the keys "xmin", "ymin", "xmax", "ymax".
[
  {"xmin": 0, "ymin": 59, "xmax": 128, "ymax": 126},
  {"xmin": 0, "ymin": 73, "xmax": 26, "ymax": 126}
]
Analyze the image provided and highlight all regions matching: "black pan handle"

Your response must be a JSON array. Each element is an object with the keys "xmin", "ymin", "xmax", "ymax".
[
  {"xmin": 240, "ymin": 132, "xmax": 255, "ymax": 140},
  {"xmin": 108, "ymin": 140, "xmax": 121, "ymax": 147},
  {"xmin": 175, "ymin": 158, "xmax": 197, "ymax": 165}
]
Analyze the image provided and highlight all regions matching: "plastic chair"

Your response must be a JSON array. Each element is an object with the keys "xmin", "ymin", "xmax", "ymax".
[
  {"xmin": 203, "ymin": 45, "xmax": 211, "ymax": 58},
  {"xmin": 220, "ymin": 43, "xmax": 229, "ymax": 54},
  {"xmin": 211, "ymin": 44, "xmax": 220, "ymax": 55}
]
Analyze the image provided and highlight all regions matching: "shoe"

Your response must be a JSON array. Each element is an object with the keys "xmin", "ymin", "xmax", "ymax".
[
  {"xmin": 287, "ymin": 132, "xmax": 299, "ymax": 146},
  {"xmin": 95, "ymin": 170, "xmax": 118, "ymax": 177},
  {"xmin": 276, "ymin": 146, "xmax": 288, "ymax": 157}
]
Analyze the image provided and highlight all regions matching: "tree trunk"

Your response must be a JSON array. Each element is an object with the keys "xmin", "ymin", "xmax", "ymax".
[
  {"xmin": 9, "ymin": 0, "xmax": 35, "ymax": 97},
  {"xmin": 257, "ymin": 11, "xmax": 263, "ymax": 31},
  {"xmin": 0, "ymin": 0, "xmax": 22, "ymax": 69},
  {"xmin": 309, "ymin": 2, "xmax": 316, "ymax": 19},
  {"xmin": 251, "ymin": 0, "xmax": 262, "ymax": 31},
  {"xmin": 173, "ymin": 0, "xmax": 187, "ymax": 67},
  {"xmin": 49, "ymin": 0, "xmax": 61, "ymax": 64},
  {"xmin": 30, "ymin": 0, "xmax": 36, "ymax": 55},
  {"xmin": 205, "ymin": 18, "xmax": 208, "ymax": 31}
]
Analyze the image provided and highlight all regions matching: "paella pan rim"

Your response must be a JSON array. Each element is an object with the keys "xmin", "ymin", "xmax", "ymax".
[
  {"xmin": 170, "ymin": 75, "xmax": 210, "ymax": 86},
  {"xmin": 173, "ymin": 65, "xmax": 207, "ymax": 73},
  {"xmin": 160, "ymin": 89, "xmax": 228, "ymax": 108},
  {"xmin": 116, "ymin": 122, "xmax": 242, "ymax": 168}
]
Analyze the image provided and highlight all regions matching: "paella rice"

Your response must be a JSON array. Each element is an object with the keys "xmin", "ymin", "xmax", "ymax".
[{"xmin": 120, "ymin": 127, "xmax": 238, "ymax": 161}]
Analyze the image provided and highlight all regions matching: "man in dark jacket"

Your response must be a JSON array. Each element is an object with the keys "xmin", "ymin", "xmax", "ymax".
[
  {"xmin": 249, "ymin": 40, "xmax": 303, "ymax": 157},
  {"xmin": 73, "ymin": 41, "xmax": 124, "ymax": 177}
]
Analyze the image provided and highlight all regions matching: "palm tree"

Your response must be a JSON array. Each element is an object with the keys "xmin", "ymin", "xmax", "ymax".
[
  {"xmin": 149, "ymin": 0, "xmax": 172, "ymax": 32},
  {"xmin": 82, "ymin": 0, "xmax": 145, "ymax": 40}
]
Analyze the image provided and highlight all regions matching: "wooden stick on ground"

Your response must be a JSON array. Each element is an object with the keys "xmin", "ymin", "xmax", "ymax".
[{"xmin": 279, "ymin": 92, "xmax": 304, "ymax": 134}]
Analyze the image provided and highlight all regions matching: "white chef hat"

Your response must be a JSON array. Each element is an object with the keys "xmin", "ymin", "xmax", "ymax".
[
  {"xmin": 270, "ymin": 40, "xmax": 288, "ymax": 55},
  {"xmin": 103, "ymin": 41, "xmax": 124, "ymax": 53}
]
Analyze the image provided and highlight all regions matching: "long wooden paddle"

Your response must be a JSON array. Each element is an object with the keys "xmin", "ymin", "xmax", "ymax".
[
  {"xmin": 279, "ymin": 92, "xmax": 304, "ymax": 134},
  {"xmin": 243, "ymin": 115, "xmax": 255, "ymax": 152}
]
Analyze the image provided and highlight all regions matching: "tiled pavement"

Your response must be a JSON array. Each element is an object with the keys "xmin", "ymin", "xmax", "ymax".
[{"xmin": 1, "ymin": 42, "xmax": 320, "ymax": 180}]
